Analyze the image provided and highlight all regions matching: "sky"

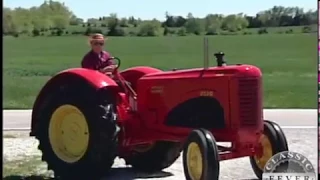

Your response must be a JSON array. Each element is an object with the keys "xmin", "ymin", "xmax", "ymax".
[{"xmin": 3, "ymin": 0, "xmax": 317, "ymax": 21}]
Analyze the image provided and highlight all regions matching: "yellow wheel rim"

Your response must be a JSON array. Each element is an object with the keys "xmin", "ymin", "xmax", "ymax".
[
  {"xmin": 48, "ymin": 104, "xmax": 90, "ymax": 163},
  {"xmin": 254, "ymin": 134, "xmax": 273, "ymax": 170},
  {"xmin": 186, "ymin": 142, "xmax": 203, "ymax": 180}
]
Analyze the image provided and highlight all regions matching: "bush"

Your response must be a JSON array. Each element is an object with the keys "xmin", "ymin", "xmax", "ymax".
[
  {"xmin": 177, "ymin": 27, "xmax": 186, "ymax": 36},
  {"xmin": 258, "ymin": 28, "xmax": 268, "ymax": 34},
  {"xmin": 163, "ymin": 26, "xmax": 169, "ymax": 36},
  {"xmin": 32, "ymin": 29, "xmax": 40, "ymax": 36},
  {"xmin": 71, "ymin": 31, "xmax": 84, "ymax": 35},
  {"xmin": 243, "ymin": 31, "xmax": 253, "ymax": 35},
  {"xmin": 277, "ymin": 30, "xmax": 284, "ymax": 34},
  {"xmin": 21, "ymin": 30, "xmax": 29, "ymax": 35},
  {"xmin": 220, "ymin": 31, "xmax": 238, "ymax": 35},
  {"xmin": 13, "ymin": 33, "xmax": 19, "ymax": 38},
  {"xmin": 84, "ymin": 27, "xmax": 91, "ymax": 36},
  {"xmin": 285, "ymin": 29, "xmax": 293, "ymax": 34},
  {"xmin": 137, "ymin": 23, "xmax": 159, "ymax": 37},
  {"xmin": 194, "ymin": 31, "xmax": 201, "ymax": 35},
  {"xmin": 84, "ymin": 27, "xmax": 103, "ymax": 36},
  {"xmin": 56, "ymin": 29, "xmax": 63, "ymax": 36},
  {"xmin": 302, "ymin": 26, "xmax": 312, "ymax": 33},
  {"xmin": 128, "ymin": 30, "xmax": 137, "ymax": 36},
  {"xmin": 108, "ymin": 26, "xmax": 126, "ymax": 36},
  {"xmin": 206, "ymin": 28, "xmax": 218, "ymax": 35}
]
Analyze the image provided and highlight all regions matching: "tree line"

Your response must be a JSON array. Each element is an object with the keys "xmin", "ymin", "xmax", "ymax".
[{"xmin": 3, "ymin": 0, "xmax": 317, "ymax": 37}]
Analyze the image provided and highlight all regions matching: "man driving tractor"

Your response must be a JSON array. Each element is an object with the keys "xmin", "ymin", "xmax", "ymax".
[
  {"xmin": 82, "ymin": 33, "xmax": 132, "ymax": 90},
  {"xmin": 81, "ymin": 33, "xmax": 116, "ymax": 74}
]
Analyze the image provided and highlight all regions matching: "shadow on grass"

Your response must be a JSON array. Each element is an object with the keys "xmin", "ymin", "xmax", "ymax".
[
  {"xmin": 3, "ymin": 167, "xmax": 174, "ymax": 180},
  {"xmin": 108, "ymin": 167, "xmax": 173, "ymax": 179}
]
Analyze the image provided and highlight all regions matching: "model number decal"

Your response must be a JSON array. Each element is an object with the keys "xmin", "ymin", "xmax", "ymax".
[
  {"xmin": 200, "ymin": 91, "xmax": 214, "ymax": 96},
  {"xmin": 151, "ymin": 86, "xmax": 163, "ymax": 94}
]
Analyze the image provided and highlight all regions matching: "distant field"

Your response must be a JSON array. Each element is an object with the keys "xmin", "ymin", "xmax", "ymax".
[{"xmin": 3, "ymin": 34, "xmax": 316, "ymax": 109}]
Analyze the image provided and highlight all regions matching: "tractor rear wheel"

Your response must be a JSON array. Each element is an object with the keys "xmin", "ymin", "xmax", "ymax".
[
  {"xmin": 35, "ymin": 83, "xmax": 119, "ymax": 180},
  {"xmin": 125, "ymin": 141, "xmax": 182, "ymax": 172},
  {"xmin": 250, "ymin": 120, "xmax": 288, "ymax": 179}
]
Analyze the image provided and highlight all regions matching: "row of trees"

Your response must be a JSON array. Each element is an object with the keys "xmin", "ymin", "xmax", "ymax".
[
  {"xmin": 164, "ymin": 6, "xmax": 317, "ymax": 29},
  {"xmin": 3, "ymin": 0, "xmax": 73, "ymax": 35},
  {"xmin": 3, "ymin": 0, "xmax": 317, "ymax": 37}
]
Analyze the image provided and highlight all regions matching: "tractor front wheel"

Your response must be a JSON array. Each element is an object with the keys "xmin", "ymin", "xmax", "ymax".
[
  {"xmin": 35, "ymin": 83, "xmax": 119, "ymax": 180},
  {"xmin": 125, "ymin": 141, "xmax": 182, "ymax": 172},
  {"xmin": 250, "ymin": 120, "xmax": 289, "ymax": 179},
  {"xmin": 182, "ymin": 129, "xmax": 220, "ymax": 180}
]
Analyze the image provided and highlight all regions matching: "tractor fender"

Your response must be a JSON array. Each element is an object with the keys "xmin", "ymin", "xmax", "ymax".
[
  {"xmin": 30, "ymin": 68, "xmax": 118, "ymax": 136},
  {"xmin": 58, "ymin": 68, "xmax": 119, "ymax": 88},
  {"xmin": 120, "ymin": 66, "xmax": 162, "ymax": 90},
  {"xmin": 120, "ymin": 66, "xmax": 162, "ymax": 76}
]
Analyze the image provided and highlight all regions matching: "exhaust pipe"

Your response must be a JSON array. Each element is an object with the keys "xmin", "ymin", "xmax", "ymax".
[{"xmin": 203, "ymin": 37, "xmax": 209, "ymax": 69}]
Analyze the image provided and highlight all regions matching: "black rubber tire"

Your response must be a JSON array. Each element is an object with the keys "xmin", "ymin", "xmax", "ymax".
[
  {"xmin": 35, "ymin": 82, "xmax": 119, "ymax": 180},
  {"xmin": 183, "ymin": 129, "xmax": 220, "ymax": 180},
  {"xmin": 250, "ymin": 120, "xmax": 289, "ymax": 179},
  {"xmin": 125, "ymin": 141, "xmax": 182, "ymax": 172}
]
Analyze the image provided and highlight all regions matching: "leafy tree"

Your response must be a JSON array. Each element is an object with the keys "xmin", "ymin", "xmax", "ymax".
[
  {"xmin": 70, "ymin": 16, "xmax": 84, "ymax": 25},
  {"xmin": 184, "ymin": 13, "xmax": 203, "ymax": 35},
  {"xmin": 137, "ymin": 20, "xmax": 161, "ymax": 36},
  {"xmin": 204, "ymin": 14, "xmax": 222, "ymax": 31},
  {"xmin": 221, "ymin": 14, "xmax": 248, "ymax": 32},
  {"xmin": 119, "ymin": 18, "xmax": 129, "ymax": 27}
]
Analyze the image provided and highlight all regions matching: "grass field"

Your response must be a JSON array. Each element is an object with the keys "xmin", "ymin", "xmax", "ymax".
[{"xmin": 3, "ymin": 34, "xmax": 317, "ymax": 109}]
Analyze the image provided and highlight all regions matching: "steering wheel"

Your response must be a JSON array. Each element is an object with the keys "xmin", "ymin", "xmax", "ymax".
[{"xmin": 107, "ymin": 57, "xmax": 121, "ymax": 72}]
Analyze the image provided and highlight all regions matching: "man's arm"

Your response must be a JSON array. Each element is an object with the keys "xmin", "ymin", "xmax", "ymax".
[
  {"xmin": 100, "ymin": 52, "xmax": 117, "ymax": 73},
  {"xmin": 81, "ymin": 55, "xmax": 96, "ymax": 70},
  {"xmin": 100, "ymin": 64, "xmax": 116, "ymax": 73}
]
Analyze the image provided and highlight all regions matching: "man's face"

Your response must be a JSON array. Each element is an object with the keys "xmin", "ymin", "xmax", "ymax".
[{"xmin": 91, "ymin": 40, "xmax": 104, "ymax": 53}]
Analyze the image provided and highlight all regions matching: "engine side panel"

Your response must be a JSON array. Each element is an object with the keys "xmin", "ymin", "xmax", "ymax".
[{"xmin": 136, "ymin": 69, "xmax": 232, "ymax": 135}]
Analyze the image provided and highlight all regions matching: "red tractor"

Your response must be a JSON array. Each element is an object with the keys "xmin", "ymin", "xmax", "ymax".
[{"xmin": 30, "ymin": 38, "xmax": 288, "ymax": 180}]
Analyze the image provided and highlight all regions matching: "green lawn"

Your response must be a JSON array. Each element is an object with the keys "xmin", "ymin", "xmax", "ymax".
[{"xmin": 3, "ymin": 34, "xmax": 316, "ymax": 109}]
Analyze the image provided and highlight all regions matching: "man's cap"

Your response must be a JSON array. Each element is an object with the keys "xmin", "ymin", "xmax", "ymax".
[{"xmin": 89, "ymin": 33, "xmax": 106, "ymax": 42}]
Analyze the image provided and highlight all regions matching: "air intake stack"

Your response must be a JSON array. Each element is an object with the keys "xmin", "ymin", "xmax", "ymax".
[{"xmin": 214, "ymin": 52, "xmax": 226, "ymax": 67}]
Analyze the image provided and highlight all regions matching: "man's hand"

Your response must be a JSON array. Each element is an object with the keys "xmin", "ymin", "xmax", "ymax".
[{"xmin": 100, "ymin": 65, "xmax": 116, "ymax": 73}]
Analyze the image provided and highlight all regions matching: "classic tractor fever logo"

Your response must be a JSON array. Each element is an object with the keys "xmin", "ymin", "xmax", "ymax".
[{"xmin": 262, "ymin": 151, "xmax": 316, "ymax": 180}]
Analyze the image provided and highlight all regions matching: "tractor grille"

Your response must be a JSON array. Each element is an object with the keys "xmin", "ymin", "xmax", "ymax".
[{"xmin": 238, "ymin": 77, "xmax": 261, "ymax": 126}]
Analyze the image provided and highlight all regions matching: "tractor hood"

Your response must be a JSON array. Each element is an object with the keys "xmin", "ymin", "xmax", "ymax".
[{"xmin": 142, "ymin": 64, "xmax": 262, "ymax": 79}]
